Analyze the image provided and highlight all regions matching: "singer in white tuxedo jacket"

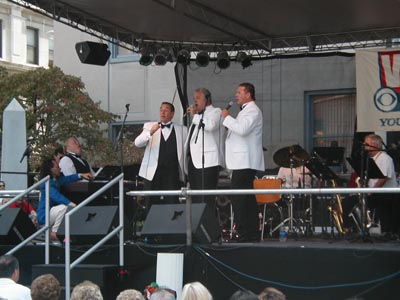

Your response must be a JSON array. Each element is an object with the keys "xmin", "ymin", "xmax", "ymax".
[
  {"xmin": 185, "ymin": 88, "xmax": 225, "ymax": 208},
  {"xmin": 221, "ymin": 83, "xmax": 265, "ymax": 242},
  {"xmin": 134, "ymin": 102, "xmax": 187, "ymax": 210}
]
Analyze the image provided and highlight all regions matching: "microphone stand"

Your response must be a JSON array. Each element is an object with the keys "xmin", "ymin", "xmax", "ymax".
[
  {"xmin": 115, "ymin": 106, "xmax": 130, "ymax": 174},
  {"xmin": 194, "ymin": 110, "xmax": 205, "ymax": 202}
]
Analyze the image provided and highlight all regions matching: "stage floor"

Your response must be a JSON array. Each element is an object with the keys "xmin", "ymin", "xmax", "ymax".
[{"xmin": 3, "ymin": 235, "xmax": 400, "ymax": 300}]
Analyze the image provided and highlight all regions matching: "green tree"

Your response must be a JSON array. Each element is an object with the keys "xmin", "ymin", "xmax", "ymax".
[{"xmin": 0, "ymin": 66, "xmax": 140, "ymax": 171}]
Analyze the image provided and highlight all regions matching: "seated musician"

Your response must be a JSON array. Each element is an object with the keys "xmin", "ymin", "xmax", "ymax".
[
  {"xmin": 363, "ymin": 134, "xmax": 398, "ymax": 237},
  {"xmin": 37, "ymin": 158, "xmax": 92, "ymax": 243},
  {"xmin": 59, "ymin": 137, "xmax": 95, "ymax": 177},
  {"xmin": 277, "ymin": 166, "xmax": 311, "ymax": 189}
]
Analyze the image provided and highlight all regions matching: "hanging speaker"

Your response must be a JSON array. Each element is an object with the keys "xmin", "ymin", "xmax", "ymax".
[{"xmin": 75, "ymin": 41, "xmax": 111, "ymax": 66}]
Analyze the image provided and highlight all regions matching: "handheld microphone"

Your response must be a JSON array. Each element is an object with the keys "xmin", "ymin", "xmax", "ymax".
[
  {"xmin": 225, "ymin": 101, "xmax": 234, "ymax": 110},
  {"xmin": 125, "ymin": 104, "xmax": 130, "ymax": 112}
]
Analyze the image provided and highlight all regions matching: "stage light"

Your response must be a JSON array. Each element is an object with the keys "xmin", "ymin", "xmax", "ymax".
[
  {"xmin": 236, "ymin": 51, "xmax": 252, "ymax": 69},
  {"xmin": 177, "ymin": 49, "xmax": 190, "ymax": 65},
  {"xmin": 139, "ymin": 48, "xmax": 153, "ymax": 66},
  {"xmin": 216, "ymin": 51, "xmax": 230, "ymax": 69},
  {"xmin": 195, "ymin": 51, "xmax": 210, "ymax": 67},
  {"xmin": 154, "ymin": 48, "xmax": 169, "ymax": 66}
]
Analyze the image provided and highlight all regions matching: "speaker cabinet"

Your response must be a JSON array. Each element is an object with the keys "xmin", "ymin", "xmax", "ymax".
[
  {"xmin": 0, "ymin": 208, "xmax": 37, "ymax": 245},
  {"xmin": 141, "ymin": 203, "xmax": 219, "ymax": 244},
  {"xmin": 75, "ymin": 41, "xmax": 111, "ymax": 66},
  {"xmin": 57, "ymin": 206, "xmax": 120, "ymax": 244}
]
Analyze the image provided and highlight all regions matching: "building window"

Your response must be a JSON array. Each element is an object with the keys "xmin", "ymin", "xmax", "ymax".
[
  {"xmin": 48, "ymin": 34, "xmax": 54, "ymax": 67},
  {"xmin": 0, "ymin": 20, "xmax": 2, "ymax": 58},
  {"xmin": 110, "ymin": 41, "xmax": 140, "ymax": 63},
  {"xmin": 27, "ymin": 27, "xmax": 39, "ymax": 65},
  {"xmin": 305, "ymin": 89, "xmax": 356, "ymax": 172}
]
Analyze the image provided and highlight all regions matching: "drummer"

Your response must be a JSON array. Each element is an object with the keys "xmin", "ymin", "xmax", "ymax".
[
  {"xmin": 274, "ymin": 145, "xmax": 312, "ymax": 189},
  {"xmin": 277, "ymin": 165, "xmax": 312, "ymax": 189}
]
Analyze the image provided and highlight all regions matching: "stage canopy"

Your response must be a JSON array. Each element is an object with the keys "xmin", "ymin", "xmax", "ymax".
[{"xmin": 16, "ymin": 0, "xmax": 400, "ymax": 57}]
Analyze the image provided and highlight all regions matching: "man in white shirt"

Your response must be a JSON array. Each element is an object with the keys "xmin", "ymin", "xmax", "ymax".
[
  {"xmin": 59, "ymin": 137, "xmax": 95, "ymax": 176},
  {"xmin": 134, "ymin": 102, "xmax": 187, "ymax": 211},
  {"xmin": 221, "ymin": 83, "xmax": 265, "ymax": 242},
  {"xmin": 0, "ymin": 255, "xmax": 31, "ymax": 300},
  {"xmin": 364, "ymin": 134, "xmax": 398, "ymax": 236}
]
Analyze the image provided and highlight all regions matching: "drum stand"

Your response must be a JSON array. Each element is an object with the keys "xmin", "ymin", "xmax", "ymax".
[{"xmin": 272, "ymin": 161, "xmax": 304, "ymax": 235}]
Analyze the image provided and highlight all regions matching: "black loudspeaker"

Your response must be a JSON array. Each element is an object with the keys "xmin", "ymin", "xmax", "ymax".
[
  {"xmin": 141, "ymin": 204, "xmax": 219, "ymax": 244},
  {"xmin": 75, "ymin": 41, "xmax": 111, "ymax": 66},
  {"xmin": 0, "ymin": 208, "xmax": 37, "ymax": 245},
  {"xmin": 57, "ymin": 206, "xmax": 120, "ymax": 244}
]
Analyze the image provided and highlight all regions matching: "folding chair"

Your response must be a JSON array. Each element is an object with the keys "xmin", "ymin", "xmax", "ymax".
[{"xmin": 253, "ymin": 176, "xmax": 282, "ymax": 240}]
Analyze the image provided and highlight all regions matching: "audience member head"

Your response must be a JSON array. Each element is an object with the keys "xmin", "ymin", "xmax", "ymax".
[
  {"xmin": 0, "ymin": 254, "xmax": 19, "ymax": 282},
  {"xmin": 30, "ymin": 273, "xmax": 60, "ymax": 300},
  {"xmin": 258, "ymin": 287, "xmax": 286, "ymax": 300},
  {"xmin": 229, "ymin": 290, "xmax": 258, "ymax": 300},
  {"xmin": 182, "ymin": 282, "xmax": 212, "ymax": 300},
  {"xmin": 70, "ymin": 280, "xmax": 103, "ymax": 300},
  {"xmin": 40, "ymin": 158, "xmax": 60, "ymax": 179},
  {"xmin": 64, "ymin": 137, "xmax": 82, "ymax": 156},
  {"xmin": 116, "ymin": 289, "xmax": 145, "ymax": 300},
  {"xmin": 149, "ymin": 288, "xmax": 176, "ymax": 300},
  {"xmin": 0, "ymin": 180, "xmax": 5, "ymax": 190}
]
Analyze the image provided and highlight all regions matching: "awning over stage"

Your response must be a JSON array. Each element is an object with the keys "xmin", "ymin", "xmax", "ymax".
[{"xmin": 17, "ymin": 0, "xmax": 400, "ymax": 54}]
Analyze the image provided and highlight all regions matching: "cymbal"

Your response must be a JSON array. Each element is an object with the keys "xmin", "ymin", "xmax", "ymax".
[{"xmin": 273, "ymin": 145, "xmax": 310, "ymax": 168}]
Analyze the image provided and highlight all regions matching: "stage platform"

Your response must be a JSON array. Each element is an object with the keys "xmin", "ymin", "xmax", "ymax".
[{"xmin": 2, "ymin": 236, "xmax": 400, "ymax": 300}]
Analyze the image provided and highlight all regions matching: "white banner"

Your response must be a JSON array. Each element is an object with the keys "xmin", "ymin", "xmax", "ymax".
[{"xmin": 356, "ymin": 49, "xmax": 400, "ymax": 131}]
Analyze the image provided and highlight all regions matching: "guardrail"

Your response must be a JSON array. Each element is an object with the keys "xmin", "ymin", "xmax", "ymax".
[
  {"xmin": 127, "ymin": 186, "xmax": 400, "ymax": 245},
  {"xmin": 0, "ymin": 176, "xmax": 50, "ymax": 260},
  {"xmin": 64, "ymin": 173, "xmax": 124, "ymax": 300}
]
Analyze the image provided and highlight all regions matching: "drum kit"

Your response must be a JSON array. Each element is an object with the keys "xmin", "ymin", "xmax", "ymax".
[{"xmin": 266, "ymin": 144, "xmax": 345, "ymax": 238}]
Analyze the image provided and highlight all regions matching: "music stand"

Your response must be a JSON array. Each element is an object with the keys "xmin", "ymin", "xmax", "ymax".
[
  {"xmin": 305, "ymin": 157, "xmax": 340, "ymax": 236},
  {"xmin": 314, "ymin": 147, "xmax": 345, "ymax": 166},
  {"xmin": 346, "ymin": 157, "xmax": 384, "ymax": 181},
  {"xmin": 305, "ymin": 157, "xmax": 338, "ymax": 181}
]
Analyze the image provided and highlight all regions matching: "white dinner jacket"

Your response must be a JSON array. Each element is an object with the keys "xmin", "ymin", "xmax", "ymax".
[
  {"xmin": 223, "ymin": 101, "xmax": 265, "ymax": 171},
  {"xmin": 134, "ymin": 122, "xmax": 187, "ymax": 181},
  {"xmin": 184, "ymin": 105, "xmax": 225, "ymax": 173}
]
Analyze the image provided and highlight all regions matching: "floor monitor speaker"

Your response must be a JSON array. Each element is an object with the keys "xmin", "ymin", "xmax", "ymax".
[
  {"xmin": 141, "ymin": 203, "xmax": 219, "ymax": 244},
  {"xmin": 0, "ymin": 208, "xmax": 37, "ymax": 245}
]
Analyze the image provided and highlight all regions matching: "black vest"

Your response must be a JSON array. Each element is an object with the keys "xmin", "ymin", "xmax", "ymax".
[
  {"xmin": 65, "ymin": 153, "xmax": 91, "ymax": 173},
  {"xmin": 158, "ymin": 128, "xmax": 179, "ymax": 169}
]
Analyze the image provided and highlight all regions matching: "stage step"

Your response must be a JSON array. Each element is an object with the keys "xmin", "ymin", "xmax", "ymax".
[{"xmin": 32, "ymin": 264, "xmax": 135, "ymax": 299}]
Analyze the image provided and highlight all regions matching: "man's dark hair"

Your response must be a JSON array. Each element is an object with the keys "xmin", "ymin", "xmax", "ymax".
[
  {"xmin": 31, "ymin": 274, "xmax": 60, "ymax": 300},
  {"xmin": 0, "ymin": 255, "xmax": 19, "ymax": 278},
  {"xmin": 53, "ymin": 146, "xmax": 64, "ymax": 156},
  {"xmin": 161, "ymin": 102, "xmax": 175, "ymax": 112},
  {"xmin": 229, "ymin": 290, "xmax": 258, "ymax": 300},
  {"xmin": 239, "ymin": 82, "xmax": 255, "ymax": 100},
  {"xmin": 40, "ymin": 158, "xmax": 55, "ymax": 179}
]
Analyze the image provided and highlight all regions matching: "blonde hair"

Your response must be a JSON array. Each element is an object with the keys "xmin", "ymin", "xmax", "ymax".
[
  {"xmin": 182, "ymin": 282, "xmax": 212, "ymax": 300},
  {"xmin": 116, "ymin": 289, "xmax": 144, "ymax": 300},
  {"xmin": 70, "ymin": 280, "xmax": 103, "ymax": 300}
]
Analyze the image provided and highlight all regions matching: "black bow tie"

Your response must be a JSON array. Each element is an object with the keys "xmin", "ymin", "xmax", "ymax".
[
  {"xmin": 240, "ymin": 105, "xmax": 245, "ymax": 111},
  {"xmin": 161, "ymin": 123, "xmax": 172, "ymax": 129}
]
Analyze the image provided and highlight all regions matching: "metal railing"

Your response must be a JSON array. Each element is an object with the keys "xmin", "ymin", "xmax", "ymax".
[
  {"xmin": 127, "ymin": 186, "xmax": 400, "ymax": 245},
  {"xmin": 0, "ymin": 176, "xmax": 50, "ymax": 259},
  {"xmin": 64, "ymin": 173, "xmax": 125, "ymax": 300}
]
